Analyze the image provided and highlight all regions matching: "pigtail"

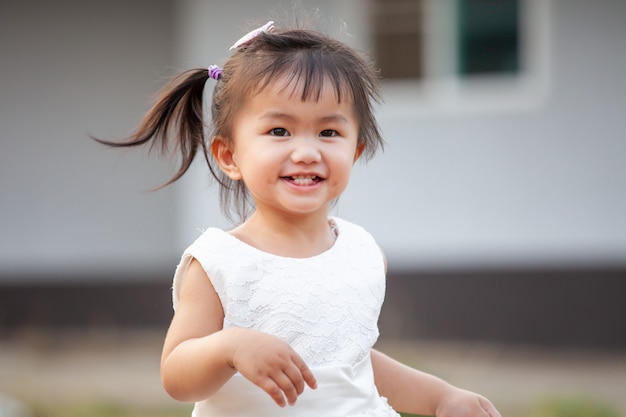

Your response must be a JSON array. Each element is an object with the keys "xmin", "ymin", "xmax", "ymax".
[{"xmin": 93, "ymin": 68, "xmax": 211, "ymax": 188}]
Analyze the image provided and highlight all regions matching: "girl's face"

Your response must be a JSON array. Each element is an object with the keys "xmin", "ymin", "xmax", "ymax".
[{"xmin": 214, "ymin": 76, "xmax": 364, "ymax": 220}]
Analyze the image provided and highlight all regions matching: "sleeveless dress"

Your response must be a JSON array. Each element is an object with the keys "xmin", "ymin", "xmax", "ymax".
[{"xmin": 172, "ymin": 217, "xmax": 400, "ymax": 417}]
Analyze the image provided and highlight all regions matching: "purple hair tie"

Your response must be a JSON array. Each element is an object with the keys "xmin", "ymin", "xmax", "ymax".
[{"xmin": 208, "ymin": 65, "xmax": 223, "ymax": 80}]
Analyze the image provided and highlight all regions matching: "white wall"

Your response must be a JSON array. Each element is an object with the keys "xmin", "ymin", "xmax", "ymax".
[
  {"xmin": 176, "ymin": 0, "xmax": 626, "ymax": 270},
  {"xmin": 359, "ymin": 0, "xmax": 626, "ymax": 269},
  {"xmin": 1, "ymin": 0, "xmax": 625, "ymax": 282},
  {"xmin": 0, "ymin": 0, "xmax": 179, "ymax": 279}
]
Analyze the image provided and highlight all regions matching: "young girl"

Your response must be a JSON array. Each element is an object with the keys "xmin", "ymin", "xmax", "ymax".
[{"xmin": 99, "ymin": 20, "xmax": 501, "ymax": 417}]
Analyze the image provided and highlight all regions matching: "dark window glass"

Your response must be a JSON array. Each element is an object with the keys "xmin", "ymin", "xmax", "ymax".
[
  {"xmin": 456, "ymin": 0, "xmax": 521, "ymax": 76},
  {"xmin": 372, "ymin": 0, "xmax": 425, "ymax": 80}
]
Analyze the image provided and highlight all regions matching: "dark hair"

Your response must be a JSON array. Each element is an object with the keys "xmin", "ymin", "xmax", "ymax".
[{"xmin": 95, "ymin": 24, "xmax": 384, "ymax": 223}]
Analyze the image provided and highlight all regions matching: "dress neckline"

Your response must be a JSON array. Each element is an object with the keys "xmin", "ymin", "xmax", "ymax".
[{"xmin": 220, "ymin": 217, "xmax": 341, "ymax": 261}]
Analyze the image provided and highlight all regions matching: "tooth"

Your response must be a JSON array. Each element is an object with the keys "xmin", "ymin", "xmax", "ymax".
[{"xmin": 292, "ymin": 175, "xmax": 316, "ymax": 185}]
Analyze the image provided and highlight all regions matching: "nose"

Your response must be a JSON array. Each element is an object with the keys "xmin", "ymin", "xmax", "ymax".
[{"xmin": 290, "ymin": 136, "xmax": 321, "ymax": 164}]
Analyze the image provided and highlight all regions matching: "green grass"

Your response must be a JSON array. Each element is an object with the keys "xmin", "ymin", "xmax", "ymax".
[
  {"xmin": 532, "ymin": 396, "xmax": 623, "ymax": 417},
  {"xmin": 29, "ymin": 402, "xmax": 191, "ymax": 417},
  {"xmin": 399, "ymin": 395, "xmax": 625, "ymax": 417},
  {"xmin": 26, "ymin": 395, "xmax": 623, "ymax": 417}
]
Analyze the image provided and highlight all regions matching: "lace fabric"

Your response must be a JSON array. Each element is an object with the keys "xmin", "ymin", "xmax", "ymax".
[
  {"xmin": 172, "ymin": 217, "xmax": 400, "ymax": 416},
  {"xmin": 174, "ymin": 217, "xmax": 386, "ymax": 367}
]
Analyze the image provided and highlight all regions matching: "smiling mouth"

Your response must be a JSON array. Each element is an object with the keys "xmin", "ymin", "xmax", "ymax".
[{"xmin": 283, "ymin": 175, "xmax": 322, "ymax": 186}]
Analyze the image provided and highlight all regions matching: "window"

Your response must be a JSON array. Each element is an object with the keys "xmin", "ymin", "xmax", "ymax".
[
  {"xmin": 456, "ymin": 0, "xmax": 520, "ymax": 76},
  {"xmin": 370, "ymin": 0, "xmax": 551, "ymax": 113},
  {"xmin": 372, "ymin": 0, "xmax": 425, "ymax": 79},
  {"xmin": 372, "ymin": 0, "xmax": 522, "ymax": 80}
]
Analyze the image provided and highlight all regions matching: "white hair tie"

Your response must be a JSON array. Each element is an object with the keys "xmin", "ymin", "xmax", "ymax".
[{"xmin": 229, "ymin": 21, "xmax": 275, "ymax": 50}]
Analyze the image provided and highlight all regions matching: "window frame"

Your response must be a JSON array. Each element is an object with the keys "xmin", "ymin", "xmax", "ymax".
[{"xmin": 373, "ymin": 0, "xmax": 553, "ymax": 117}]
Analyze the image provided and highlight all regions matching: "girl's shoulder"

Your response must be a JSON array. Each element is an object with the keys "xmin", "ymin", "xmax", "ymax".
[
  {"xmin": 172, "ymin": 227, "xmax": 239, "ymax": 311},
  {"xmin": 330, "ymin": 217, "xmax": 382, "ymax": 261},
  {"xmin": 330, "ymin": 216, "xmax": 377, "ymax": 241},
  {"xmin": 188, "ymin": 226, "xmax": 231, "ymax": 248},
  {"xmin": 181, "ymin": 226, "xmax": 242, "ymax": 266}
]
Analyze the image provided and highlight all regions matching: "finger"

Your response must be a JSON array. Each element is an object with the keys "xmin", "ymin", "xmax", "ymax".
[
  {"xmin": 273, "ymin": 372, "xmax": 300, "ymax": 406},
  {"xmin": 259, "ymin": 379, "xmax": 287, "ymax": 408},
  {"xmin": 301, "ymin": 363, "xmax": 317, "ymax": 389},
  {"xmin": 282, "ymin": 362, "xmax": 306, "ymax": 395},
  {"xmin": 291, "ymin": 354, "xmax": 317, "ymax": 390},
  {"xmin": 479, "ymin": 397, "xmax": 502, "ymax": 417}
]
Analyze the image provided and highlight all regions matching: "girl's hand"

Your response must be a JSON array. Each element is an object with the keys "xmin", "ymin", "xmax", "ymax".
[
  {"xmin": 436, "ymin": 388, "xmax": 502, "ymax": 417},
  {"xmin": 228, "ymin": 329, "xmax": 317, "ymax": 407}
]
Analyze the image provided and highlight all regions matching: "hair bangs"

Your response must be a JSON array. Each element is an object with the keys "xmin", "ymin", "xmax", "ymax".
[{"xmin": 249, "ymin": 49, "xmax": 353, "ymax": 105}]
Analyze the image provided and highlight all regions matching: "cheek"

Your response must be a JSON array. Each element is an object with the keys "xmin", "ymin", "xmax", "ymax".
[
  {"xmin": 331, "ymin": 153, "xmax": 358, "ymax": 183},
  {"xmin": 235, "ymin": 148, "xmax": 279, "ymax": 179}
]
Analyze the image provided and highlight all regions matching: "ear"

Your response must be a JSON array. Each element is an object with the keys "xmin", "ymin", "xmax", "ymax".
[
  {"xmin": 211, "ymin": 137, "xmax": 242, "ymax": 180},
  {"xmin": 353, "ymin": 143, "xmax": 366, "ymax": 163}
]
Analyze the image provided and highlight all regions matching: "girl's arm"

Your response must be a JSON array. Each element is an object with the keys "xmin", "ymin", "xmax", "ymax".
[
  {"xmin": 160, "ymin": 258, "xmax": 316, "ymax": 406},
  {"xmin": 371, "ymin": 349, "xmax": 501, "ymax": 417}
]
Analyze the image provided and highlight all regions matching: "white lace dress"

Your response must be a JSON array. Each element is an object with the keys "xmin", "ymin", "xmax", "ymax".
[{"xmin": 172, "ymin": 217, "xmax": 400, "ymax": 417}]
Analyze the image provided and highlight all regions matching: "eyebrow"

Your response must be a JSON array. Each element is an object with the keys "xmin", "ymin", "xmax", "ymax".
[{"xmin": 259, "ymin": 111, "xmax": 350, "ymax": 124}]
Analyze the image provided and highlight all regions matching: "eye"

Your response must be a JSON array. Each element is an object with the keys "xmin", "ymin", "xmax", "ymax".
[
  {"xmin": 320, "ymin": 129, "xmax": 338, "ymax": 137},
  {"xmin": 269, "ymin": 127, "xmax": 290, "ymax": 137}
]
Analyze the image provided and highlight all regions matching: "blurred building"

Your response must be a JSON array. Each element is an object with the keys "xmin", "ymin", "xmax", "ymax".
[{"xmin": 1, "ymin": 0, "xmax": 625, "ymax": 348}]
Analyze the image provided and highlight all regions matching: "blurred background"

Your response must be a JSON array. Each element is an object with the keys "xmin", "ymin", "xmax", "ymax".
[{"xmin": 1, "ymin": 0, "xmax": 625, "ymax": 416}]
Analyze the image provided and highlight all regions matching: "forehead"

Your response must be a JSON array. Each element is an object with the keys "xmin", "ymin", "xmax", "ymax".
[
  {"xmin": 251, "ymin": 75, "xmax": 354, "ymax": 110},
  {"xmin": 250, "ymin": 69, "xmax": 355, "ymax": 105},
  {"xmin": 236, "ymin": 74, "xmax": 358, "ymax": 125}
]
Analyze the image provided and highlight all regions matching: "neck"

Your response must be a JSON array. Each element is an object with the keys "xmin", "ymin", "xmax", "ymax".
[{"xmin": 230, "ymin": 210, "xmax": 336, "ymax": 258}]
